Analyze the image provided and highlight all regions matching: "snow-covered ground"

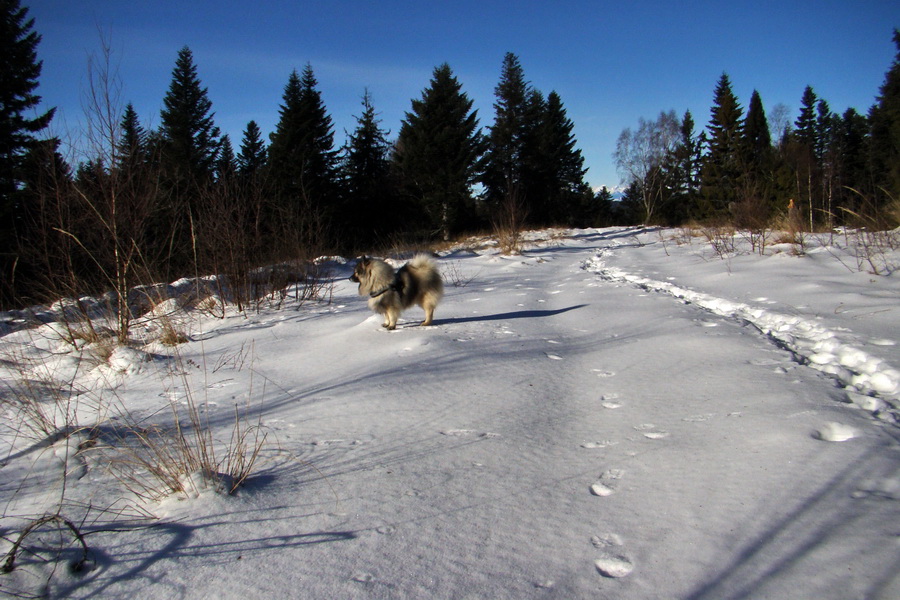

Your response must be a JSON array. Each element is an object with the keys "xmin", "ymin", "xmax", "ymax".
[{"xmin": 1, "ymin": 227, "xmax": 899, "ymax": 599}]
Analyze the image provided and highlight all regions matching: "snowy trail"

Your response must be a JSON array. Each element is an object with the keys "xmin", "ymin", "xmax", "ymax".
[
  {"xmin": 2, "ymin": 228, "xmax": 899, "ymax": 599},
  {"xmin": 584, "ymin": 247, "xmax": 900, "ymax": 417}
]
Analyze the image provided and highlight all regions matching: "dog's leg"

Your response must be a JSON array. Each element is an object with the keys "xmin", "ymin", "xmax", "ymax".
[
  {"xmin": 384, "ymin": 308, "xmax": 399, "ymax": 330},
  {"xmin": 421, "ymin": 303, "xmax": 435, "ymax": 326}
]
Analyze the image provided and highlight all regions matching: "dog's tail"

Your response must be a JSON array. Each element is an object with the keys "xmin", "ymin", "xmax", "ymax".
[{"xmin": 407, "ymin": 253, "xmax": 436, "ymax": 272}]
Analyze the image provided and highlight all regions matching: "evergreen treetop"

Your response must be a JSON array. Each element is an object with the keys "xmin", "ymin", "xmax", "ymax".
[
  {"xmin": 0, "ymin": 0, "xmax": 55, "ymax": 209},
  {"xmin": 394, "ymin": 62, "xmax": 483, "ymax": 240},
  {"xmin": 159, "ymin": 46, "xmax": 220, "ymax": 185},
  {"xmin": 237, "ymin": 120, "xmax": 267, "ymax": 177}
]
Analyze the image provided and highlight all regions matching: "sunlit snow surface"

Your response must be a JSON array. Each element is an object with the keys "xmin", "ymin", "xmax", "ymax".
[{"xmin": 1, "ymin": 227, "xmax": 898, "ymax": 599}]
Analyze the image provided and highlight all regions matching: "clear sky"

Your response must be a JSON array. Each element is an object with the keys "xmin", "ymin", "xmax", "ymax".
[{"xmin": 25, "ymin": 0, "xmax": 899, "ymax": 189}]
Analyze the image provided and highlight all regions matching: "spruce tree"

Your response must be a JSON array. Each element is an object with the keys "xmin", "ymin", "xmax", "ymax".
[
  {"xmin": 215, "ymin": 134, "xmax": 237, "ymax": 182},
  {"xmin": 537, "ymin": 90, "xmax": 588, "ymax": 224},
  {"xmin": 794, "ymin": 86, "xmax": 818, "ymax": 148},
  {"xmin": 483, "ymin": 53, "xmax": 531, "ymax": 208},
  {"xmin": 343, "ymin": 90, "xmax": 393, "ymax": 246},
  {"xmin": 700, "ymin": 73, "xmax": 744, "ymax": 217},
  {"xmin": 663, "ymin": 110, "xmax": 703, "ymax": 223},
  {"xmin": 393, "ymin": 63, "xmax": 483, "ymax": 241},
  {"xmin": 0, "ymin": 0, "xmax": 55, "ymax": 296},
  {"xmin": 791, "ymin": 85, "xmax": 820, "ymax": 228},
  {"xmin": 237, "ymin": 120, "xmax": 267, "ymax": 177},
  {"xmin": 156, "ymin": 46, "xmax": 220, "ymax": 274},
  {"xmin": 268, "ymin": 64, "xmax": 340, "ymax": 239},
  {"xmin": 869, "ymin": 29, "xmax": 900, "ymax": 206},
  {"xmin": 741, "ymin": 90, "xmax": 774, "ymax": 214},
  {"xmin": 159, "ymin": 46, "xmax": 220, "ymax": 188},
  {"xmin": 115, "ymin": 103, "xmax": 147, "ymax": 171},
  {"xmin": 837, "ymin": 107, "xmax": 869, "ymax": 216},
  {"xmin": 743, "ymin": 90, "xmax": 772, "ymax": 167}
]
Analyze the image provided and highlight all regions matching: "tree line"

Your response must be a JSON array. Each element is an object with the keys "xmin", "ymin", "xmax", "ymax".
[
  {"xmin": 1, "ymin": 1, "xmax": 596, "ymax": 307},
  {"xmin": 614, "ymin": 29, "xmax": 900, "ymax": 230},
  {"xmin": 1, "ymin": 0, "xmax": 898, "ymax": 309}
]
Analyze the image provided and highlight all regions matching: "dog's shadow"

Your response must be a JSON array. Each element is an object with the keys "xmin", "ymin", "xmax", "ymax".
[{"xmin": 432, "ymin": 304, "xmax": 587, "ymax": 326}]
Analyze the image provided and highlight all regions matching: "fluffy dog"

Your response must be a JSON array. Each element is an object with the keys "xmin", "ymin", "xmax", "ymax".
[{"xmin": 350, "ymin": 254, "xmax": 444, "ymax": 330}]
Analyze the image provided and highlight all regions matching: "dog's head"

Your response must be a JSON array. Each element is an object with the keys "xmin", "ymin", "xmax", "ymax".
[{"xmin": 349, "ymin": 257, "xmax": 371, "ymax": 283}]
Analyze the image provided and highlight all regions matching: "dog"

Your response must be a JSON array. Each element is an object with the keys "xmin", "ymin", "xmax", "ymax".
[{"xmin": 350, "ymin": 254, "xmax": 444, "ymax": 330}]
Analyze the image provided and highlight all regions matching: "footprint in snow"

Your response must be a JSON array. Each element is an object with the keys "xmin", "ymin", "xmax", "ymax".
[
  {"xmin": 682, "ymin": 413, "xmax": 714, "ymax": 423},
  {"xmin": 592, "ymin": 533, "xmax": 634, "ymax": 578},
  {"xmin": 600, "ymin": 393, "xmax": 622, "ymax": 409},
  {"xmin": 440, "ymin": 429, "xmax": 501, "ymax": 439},
  {"xmin": 581, "ymin": 440, "xmax": 617, "ymax": 449},
  {"xmin": 352, "ymin": 573, "xmax": 376, "ymax": 584},
  {"xmin": 813, "ymin": 422, "xmax": 857, "ymax": 442},
  {"xmin": 634, "ymin": 424, "xmax": 670, "ymax": 439},
  {"xmin": 595, "ymin": 553, "xmax": 634, "ymax": 578},
  {"xmin": 590, "ymin": 469, "xmax": 625, "ymax": 497}
]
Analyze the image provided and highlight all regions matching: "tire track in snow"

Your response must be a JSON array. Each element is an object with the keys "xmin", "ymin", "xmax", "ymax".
[{"xmin": 583, "ymin": 253, "xmax": 899, "ymax": 425}]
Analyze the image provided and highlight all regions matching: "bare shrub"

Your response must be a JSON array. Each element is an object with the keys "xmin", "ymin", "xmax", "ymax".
[
  {"xmin": 99, "ymin": 373, "xmax": 267, "ymax": 501},
  {"xmin": 834, "ymin": 190, "xmax": 900, "ymax": 275},
  {"xmin": 492, "ymin": 187, "xmax": 528, "ymax": 255},
  {"xmin": 701, "ymin": 225, "xmax": 737, "ymax": 259},
  {"xmin": 441, "ymin": 261, "xmax": 477, "ymax": 287}
]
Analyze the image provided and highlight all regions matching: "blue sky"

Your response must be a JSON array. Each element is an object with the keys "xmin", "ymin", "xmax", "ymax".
[{"xmin": 26, "ymin": 0, "xmax": 898, "ymax": 189}]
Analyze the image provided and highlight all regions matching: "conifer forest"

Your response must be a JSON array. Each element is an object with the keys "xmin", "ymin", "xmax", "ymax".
[{"xmin": 1, "ymin": 0, "xmax": 898, "ymax": 308}]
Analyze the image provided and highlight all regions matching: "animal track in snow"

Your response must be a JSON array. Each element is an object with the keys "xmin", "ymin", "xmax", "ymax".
[
  {"xmin": 311, "ymin": 438, "xmax": 364, "ymax": 447},
  {"xmin": 590, "ymin": 469, "xmax": 625, "ymax": 496},
  {"xmin": 682, "ymin": 413, "xmax": 714, "ymax": 422},
  {"xmin": 599, "ymin": 393, "xmax": 622, "ymax": 409},
  {"xmin": 581, "ymin": 440, "xmax": 617, "ymax": 449},
  {"xmin": 633, "ymin": 424, "xmax": 670, "ymax": 439},
  {"xmin": 595, "ymin": 554, "xmax": 634, "ymax": 578},
  {"xmin": 440, "ymin": 429, "xmax": 501, "ymax": 439},
  {"xmin": 592, "ymin": 533, "xmax": 634, "ymax": 578},
  {"xmin": 813, "ymin": 422, "xmax": 857, "ymax": 442}
]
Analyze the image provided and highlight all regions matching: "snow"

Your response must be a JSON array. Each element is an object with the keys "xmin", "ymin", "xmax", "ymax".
[{"xmin": 1, "ymin": 226, "xmax": 899, "ymax": 599}]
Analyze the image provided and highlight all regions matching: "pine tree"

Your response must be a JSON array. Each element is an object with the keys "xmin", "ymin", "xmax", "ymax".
[
  {"xmin": 793, "ymin": 86, "xmax": 819, "ymax": 154},
  {"xmin": 237, "ymin": 120, "xmax": 267, "ymax": 177},
  {"xmin": 537, "ymin": 90, "xmax": 588, "ymax": 224},
  {"xmin": 743, "ymin": 90, "xmax": 772, "ymax": 168},
  {"xmin": 837, "ymin": 108, "xmax": 869, "ymax": 216},
  {"xmin": 159, "ymin": 46, "xmax": 220, "ymax": 189},
  {"xmin": 869, "ymin": 29, "xmax": 900, "ymax": 207},
  {"xmin": 156, "ymin": 46, "xmax": 220, "ymax": 274},
  {"xmin": 0, "ymin": 0, "xmax": 55, "ymax": 296},
  {"xmin": 740, "ymin": 90, "xmax": 774, "ymax": 218},
  {"xmin": 662, "ymin": 110, "xmax": 703, "ymax": 223},
  {"xmin": 115, "ymin": 103, "xmax": 147, "ymax": 171},
  {"xmin": 268, "ymin": 64, "xmax": 340, "ymax": 241},
  {"xmin": 393, "ymin": 63, "xmax": 483, "ymax": 241},
  {"xmin": 215, "ymin": 134, "xmax": 237, "ymax": 182},
  {"xmin": 296, "ymin": 64, "xmax": 340, "ymax": 206},
  {"xmin": 700, "ymin": 73, "xmax": 744, "ymax": 217},
  {"xmin": 342, "ymin": 90, "xmax": 393, "ymax": 246},
  {"xmin": 483, "ymin": 53, "xmax": 531, "ymax": 208},
  {"xmin": 791, "ymin": 85, "xmax": 820, "ymax": 229}
]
